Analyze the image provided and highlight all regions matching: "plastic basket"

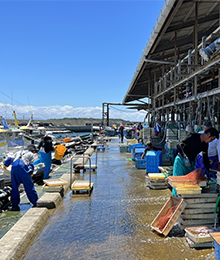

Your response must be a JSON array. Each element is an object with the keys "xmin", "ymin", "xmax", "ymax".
[
  {"xmin": 55, "ymin": 145, "xmax": 66, "ymax": 160},
  {"xmin": 214, "ymin": 239, "xmax": 220, "ymax": 259},
  {"xmin": 135, "ymin": 159, "xmax": 146, "ymax": 169},
  {"xmin": 129, "ymin": 143, "xmax": 142, "ymax": 153},
  {"xmin": 146, "ymin": 151, "xmax": 163, "ymax": 173},
  {"xmin": 63, "ymin": 137, "xmax": 71, "ymax": 143},
  {"xmin": 135, "ymin": 153, "xmax": 143, "ymax": 160},
  {"xmin": 134, "ymin": 147, "xmax": 146, "ymax": 154},
  {"xmin": 150, "ymin": 196, "xmax": 186, "ymax": 236},
  {"xmin": 131, "ymin": 146, "xmax": 146, "ymax": 160}
]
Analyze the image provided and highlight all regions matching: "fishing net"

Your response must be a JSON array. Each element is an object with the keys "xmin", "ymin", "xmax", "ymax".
[
  {"xmin": 157, "ymin": 199, "xmax": 182, "ymax": 231},
  {"xmin": 168, "ymin": 168, "xmax": 207, "ymax": 185}
]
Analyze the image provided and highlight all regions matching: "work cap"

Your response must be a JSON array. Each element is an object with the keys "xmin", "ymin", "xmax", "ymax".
[
  {"xmin": 203, "ymin": 120, "xmax": 212, "ymax": 128},
  {"xmin": 27, "ymin": 144, "xmax": 37, "ymax": 152}
]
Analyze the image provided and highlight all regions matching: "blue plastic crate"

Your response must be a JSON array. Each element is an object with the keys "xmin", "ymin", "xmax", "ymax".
[
  {"xmin": 146, "ymin": 151, "xmax": 163, "ymax": 173},
  {"xmin": 134, "ymin": 147, "xmax": 146, "ymax": 154},
  {"xmin": 129, "ymin": 143, "xmax": 142, "ymax": 153},
  {"xmin": 135, "ymin": 159, "xmax": 146, "ymax": 169},
  {"xmin": 135, "ymin": 153, "xmax": 143, "ymax": 159},
  {"xmin": 213, "ymin": 239, "xmax": 220, "ymax": 259},
  {"xmin": 132, "ymin": 146, "xmax": 146, "ymax": 161}
]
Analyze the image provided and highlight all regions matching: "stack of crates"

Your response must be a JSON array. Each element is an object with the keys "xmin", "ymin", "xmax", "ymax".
[
  {"xmin": 167, "ymin": 139, "xmax": 179, "ymax": 149},
  {"xmin": 134, "ymin": 146, "xmax": 146, "ymax": 169},
  {"xmin": 143, "ymin": 123, "xmax": 152, "ymax": 141},
  {"xmin": 146, "ymin": 151, "xmax": 163, "ymax": 173}
]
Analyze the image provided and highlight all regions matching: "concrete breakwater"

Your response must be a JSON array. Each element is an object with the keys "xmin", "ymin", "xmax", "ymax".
[
  {"xmin": 5, "ymin": 118, "xmax": 131, "ymax": 129},
  {"xmin": 0, "ymin": 172, "xmax": 73, "ymax": 260}
]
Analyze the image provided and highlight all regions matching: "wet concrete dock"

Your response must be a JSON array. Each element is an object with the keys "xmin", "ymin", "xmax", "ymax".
[{"xmin": 3, "ymin": 138, "xmax": 216, "ymax": 259}]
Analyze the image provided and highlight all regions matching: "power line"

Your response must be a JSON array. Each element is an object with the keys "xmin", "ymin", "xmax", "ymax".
[{"xmin": 0, "ymin": 90, "xmax": 47, "ymax": 119}]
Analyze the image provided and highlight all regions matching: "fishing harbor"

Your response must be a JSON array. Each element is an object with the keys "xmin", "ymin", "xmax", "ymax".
[
  {"xmin": 2, "ymin": 0, "xmax": 220, "ymax": 259},
  {"xmin": 0, "ymin": 120, "xmax": 220, "ymax": 259},
  {"xmin": 0, "ymin": 136, "xmax": 216, "ymax": 260}
]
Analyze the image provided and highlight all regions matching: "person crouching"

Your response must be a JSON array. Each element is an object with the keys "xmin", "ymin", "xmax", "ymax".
[{"xmin": 4, "ymin": 144, "xmax": 38, "ymax": 211}]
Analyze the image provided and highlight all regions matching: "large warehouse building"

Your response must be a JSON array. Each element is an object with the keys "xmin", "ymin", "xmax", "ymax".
[{"xmin": 123, "ymin": 0, "xmax": 220, "ymax": 130}]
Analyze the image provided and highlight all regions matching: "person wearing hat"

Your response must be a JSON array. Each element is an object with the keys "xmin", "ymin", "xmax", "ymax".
[
  {"xmin": 3, "ymin": 144, "xmax": 38, "ymax": 211},
  {"xmin": 195, "ymin": 121, "xmax": 220, "ymax": 178},
  {"xmin": 173, "ymin": 126, "xmax": 219, "ymax": 179},
  {"xmin": 171, "ymin": 127, "xmax": 219, "ymax": 197},
  {"xmin": 33, "ymin": 134, "xmax": 54, "ymax": 179}
]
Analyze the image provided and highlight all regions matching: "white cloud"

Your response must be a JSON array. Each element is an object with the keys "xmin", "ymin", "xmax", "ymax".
[{"xmin": 0, "ymin": 104, "xmax": 147, "ymax": 122}]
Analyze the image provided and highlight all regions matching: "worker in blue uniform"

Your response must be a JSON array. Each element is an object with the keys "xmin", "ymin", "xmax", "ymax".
[
  {"xmin": 4, "ymin": 144, "xmax": 38, "ymax": 211},
  {"xmin": 33, "ymin": 134, "xmax": 54, "ymax": 179}
]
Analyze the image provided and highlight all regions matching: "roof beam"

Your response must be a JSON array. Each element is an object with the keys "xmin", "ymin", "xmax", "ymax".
[
  {"xmin": 149, "ymin": 0, "xmax": 184, "ymax": 55},
  {"xmin": 155, "ymin": 54, "xmax": 220, "ymax": 99},
  {"xmin": 167, "ymin": 12, "xmax": 219, "ymax": 33},
  {"xmin": 144, "ymin": 58, "xmax": 175, "ymax": 65}
]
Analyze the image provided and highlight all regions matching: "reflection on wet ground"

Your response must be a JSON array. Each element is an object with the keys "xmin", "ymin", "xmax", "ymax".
[{"xmin": 23, "ymin": 139, "xmax": 215, "ymax": 260}]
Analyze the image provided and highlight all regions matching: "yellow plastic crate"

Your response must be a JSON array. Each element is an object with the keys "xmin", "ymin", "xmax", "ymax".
[
  {"xmin": 126, "ymin": 139, "xmax": 138, "ymax": 145},
  {"xmin": 71, "ymin": 181, "xmax": 93, "ymax": 190},
  {"xmin": 148, "ymin": 173, "xmax": 165, "ymax": 180},
  {"xmin": 176, "ymin": 186, "xmax": 201, "ymax": 195},
  {"xmin": 43, "ymin": 179, "xmax": 67, "ymax": 187}
]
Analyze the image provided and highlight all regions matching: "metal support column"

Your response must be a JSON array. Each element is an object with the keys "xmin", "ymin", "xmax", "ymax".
[{"xmin": 194, "ymin": 2, "xmax": 198, "ymax": 99}]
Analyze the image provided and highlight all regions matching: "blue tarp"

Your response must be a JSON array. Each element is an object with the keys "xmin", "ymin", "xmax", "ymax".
[{"xmin": 8, "ymin": 138, "xmax": 24, "ymax": 147}]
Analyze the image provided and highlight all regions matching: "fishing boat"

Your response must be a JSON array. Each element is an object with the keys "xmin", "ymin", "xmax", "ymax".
[{"xmin": 0, "ymin": 116, "xmax": 27, "ymax": 154}]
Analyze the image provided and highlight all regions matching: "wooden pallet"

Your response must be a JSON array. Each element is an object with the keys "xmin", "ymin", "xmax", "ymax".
[{"xmin": 180, "ymin": 192, "xmax": 218, "ymax": 228}]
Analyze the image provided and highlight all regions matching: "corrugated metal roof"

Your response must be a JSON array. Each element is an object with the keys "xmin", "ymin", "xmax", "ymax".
[{"xmin": 123, "ymin": 0, "xmax": 220, "ymax": 108}]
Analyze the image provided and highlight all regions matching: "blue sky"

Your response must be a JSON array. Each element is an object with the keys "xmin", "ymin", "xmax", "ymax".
[{"xmin": 0, "ymin": 0, "xmax": 164, "ymax": 121}]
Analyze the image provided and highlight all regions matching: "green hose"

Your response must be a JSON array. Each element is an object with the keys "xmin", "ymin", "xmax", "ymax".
[
  {"xmin": 208, "ymin": 181, "xmax": 217, "ymax": 185},
  {"xmin": 214, "ymin": 196, "xmax": 220, "ymax": 214},
  {"xmin": 214, "ymin": 196, "xmax": 220, "ymax": 229},
  {"xmin": 166, "ymin": 126, "xmax": 178, "ymax": 135},
  {"xmin": 164, "ymin": 148, "xmax": 172, "ymax": 159}
]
